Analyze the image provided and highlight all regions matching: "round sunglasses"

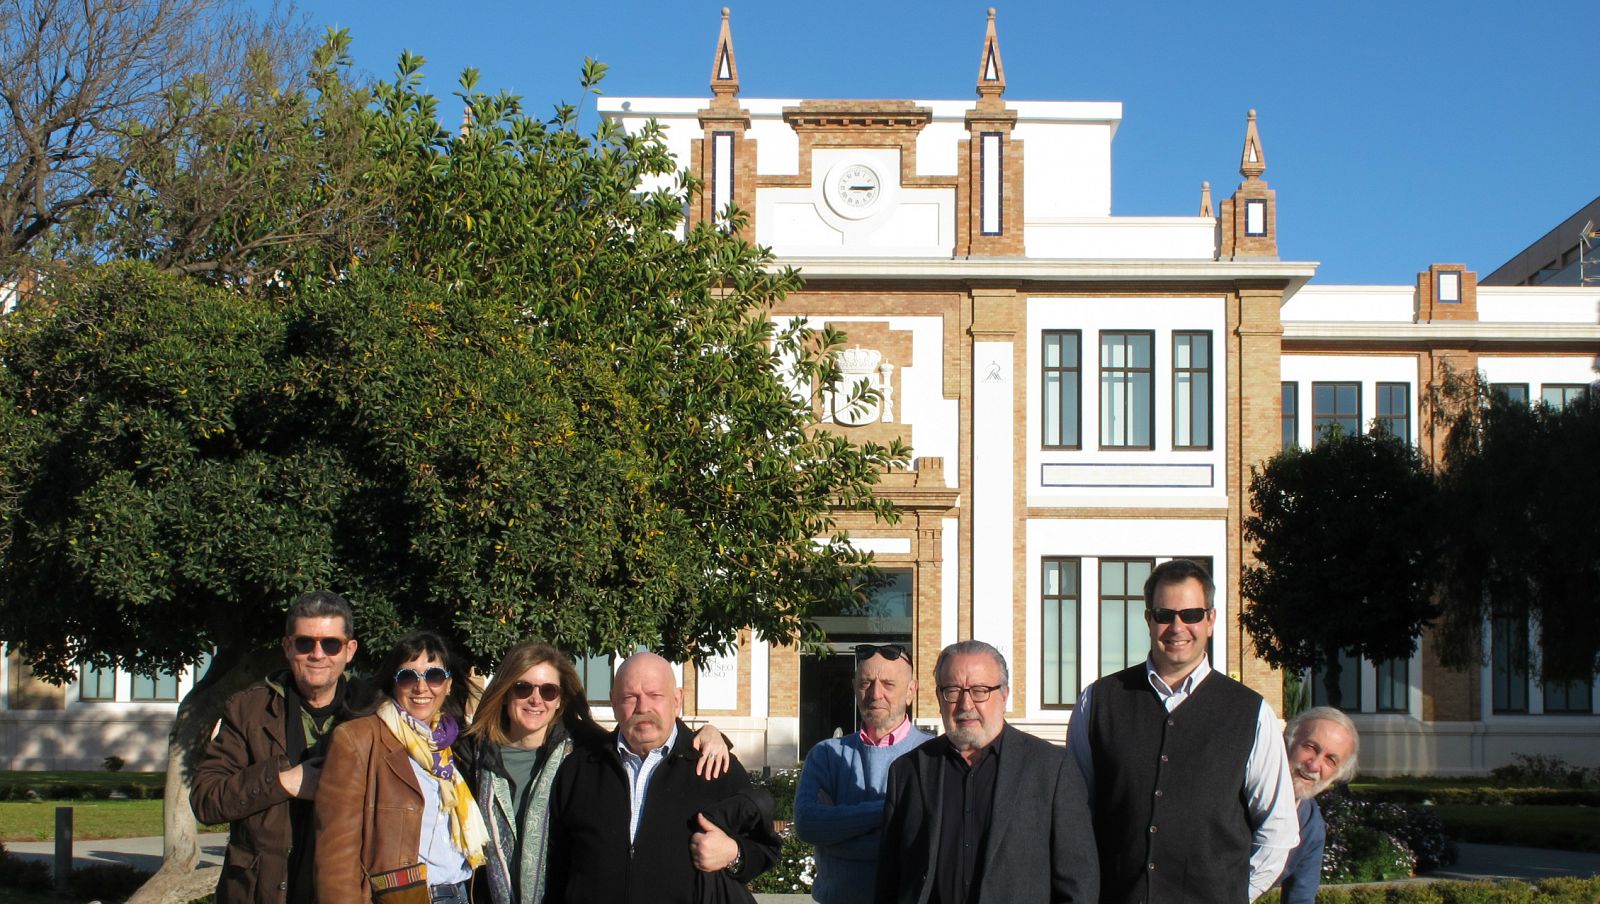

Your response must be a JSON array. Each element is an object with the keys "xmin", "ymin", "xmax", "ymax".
[
  {"xmin": 510, "ymin": 680, "xmax": 561, "ymax": 702},
  {"xmin": 394, "ymin": 667, "xmax": 451, "ymax": 690}
]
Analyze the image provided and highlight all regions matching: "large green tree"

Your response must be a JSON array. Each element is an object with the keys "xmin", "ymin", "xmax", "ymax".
[
  {"xmin": 1240, "ymin": 429, "xmax": 1441, "ymax": 708},
  {"xmin": 1433, "ymin": 373, "xmax": 1600, "ymax": 688},
  {"xmin": 0, "ymin": 46, "xmax": 905, "ymax": 898}
]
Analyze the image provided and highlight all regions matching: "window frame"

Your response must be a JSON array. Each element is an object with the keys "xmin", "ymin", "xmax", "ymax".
[
  {"xmin": 79, "ymin": 663, "xmax": 117, "ymax": 703},
  {"xmin": 1040, "ymin": 557, "xmax": 1081, "ymax": 710},
  {"xmin": 1374, "ymin": 382, "xmax": 1411, "ymax": 441},
  {"xmin": 1281, "ymin": 381, "xmax": 1299, "ymax": 450},
  {"xmin": 1490, "ymin": 383, "xmax": 1529, "ymax": 407},
  {"xmin": 1311, "ymin": 381, "xmax": 1361, "ymax": 447},
  {"xmin": 1171, "ymin": 331, "xmax": 1212, "ymax": 451},
  {"xmin": 1098, "ymin": 331, "xmax": 1155, "ymax": 451},
  {"xmin": 1310, "ymin": 648, "xmax": 1363, "ymax": 713},
  {"xmin": 130, "ymin": 668, "xmax": 179, "ymax": 702},
  {"xmin": 1375, "ymin": 655, "xmax": 1409, "ymax": 713},
  {"xmin": 1540, "ymin": 384, "xmax": 1588, "ymax": 410},
  {"xmin": 1098, "ymin": 557, "xmax": 1155, "ymax": 678},
  {"xmin": 1041, "ymin": 330, "xmax": 1082, "ymax": 450},
  {"xmin": 1491, "ymin": 613, "xmax": 1529, "ymax": 714}
]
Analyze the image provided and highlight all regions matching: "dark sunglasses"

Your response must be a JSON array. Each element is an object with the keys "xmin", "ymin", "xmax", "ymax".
[
  {"xmin": 510, "ymin": 680, "xmax": 561, "ymax": 703},
  {"xmin": 291, "ymin": 636, "xmax": 347, "ymax": 656},
  {"xmin": 394, "ymin": 667, "xmax": 451, "ymax": 690},
  {"xmin": 1148, "ymin": 607, "xmax": 1211, "ymax": 625},
  {"xmin": 856, "ymin": 643, "xmax": 912, "ymax": 667}
]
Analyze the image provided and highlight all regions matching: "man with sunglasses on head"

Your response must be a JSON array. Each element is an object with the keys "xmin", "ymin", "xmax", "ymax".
[
  {"xmin": 1065, "ymin": 558, "xmax": 1298, "ymax": 904},
  {"xmin": 193, "ymin": 590, "xmax": 366, "ymax": 903},
  {"xmin": 795, "ymin": 643, "xmax": 931, "ymax": 904},
  {"xmin": 876, "ymin": 640, "xmax": 1098, "ymax": 904}
]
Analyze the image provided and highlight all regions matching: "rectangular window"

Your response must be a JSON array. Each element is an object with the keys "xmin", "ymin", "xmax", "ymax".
[
  {"xmin": 1099, "ymin": 332, "xmax": 1154, "ymax": 449},
  {"xmin": 1375, "ymin": 656, "xmax": 1409, "ymax": 713},
  {"xmin": 1438, "ymin": 271, "xmax": 1462, "ymax": 303},
  {"xmin": 981, "ymin": 133, "xmax": 1003, "ymax": 235},
  {"xmin": 130, "ymin": 669, "xmax": 179, "ymax": 702},
  {"xmin": 711, "ymin": 132, "xmax": 734, "ymax": 228},
  {"xmin": 1310, "ymin": 648, "xmax": 1362, "ymax": 712},
  {"xmin": 1543, "ymin": 678, "xmax": 1594, "ymax": 714},
  {"xmin": 1172, "ymin": 332, "xmax": 1212, "ymax": 450},
  {"xmin": 1281, "ymin": 382, "xmax": 1298, "ymax": 450},
  {"xmin": 1375, "ymin": 382, "xmax": 1411, "ymax": 440},
  {"xmin": 1491, "ymin": 613, "xmax": 1529, "ymax": 713},
  {"xmin": 1541, "ymin": 384, "xmax": 1588, "ymax": 409},
  {"xmin": 578, "ymin": 654, "xmax": 614, "ymax": 701},
  {"xmin": 1099, "ymin": 558, "xmax": 1154, "ymax": 677},
  {"xmin": 1245, "ymin": 199, "xmax": 1267, "ymax": 237},
  {"xmin": 79, "ymin": 664, "xmax": 116, "ymax": 702},
  {"xmin": 1311, "ymin": 382, "xmax": 1360, "ymax": 446},
  {"xmin": 1041, "ymin": 558, "xmax": 1081, "ymax": 708},
  {"xmin": 1042, "ymin": 331, "xmax": 1081, "ymax": 449},
  {"xmin": 1491, "ymin": 383, "xmax": 1529, "ymax": 407}
]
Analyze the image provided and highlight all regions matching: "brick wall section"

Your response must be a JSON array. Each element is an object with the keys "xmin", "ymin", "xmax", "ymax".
[
  {"xmin": 763, "ymin": 102, "xmax": 947, "ymax": 192},
  {"xmin": 1416, "ymin": 265, "xmax": 1478, "ymax": 322},
  {"xmin": 958, "ymin": 108, "xmax": 1024, "ymax": 258},
  {"xmin": 1219, "ymin": 184, "xmax": 1278, "ymax": 260},
  {"xmin": 1229, "ymin": 285, "xmax": 1287, "ymax": 713},
  {"xmin": 1422, "ymin": 628, "xmax": 1478, "ymax": 721}
]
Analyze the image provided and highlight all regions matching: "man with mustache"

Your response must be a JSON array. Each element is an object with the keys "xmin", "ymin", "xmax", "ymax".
[
  {"xmin": 876, "ymin": 640, "xmax": 1098, "ymax": 903},
  {"xmin": 795, "ymin": 644, "xmax": 932, "ymax": 904},
  {"xmin": 1274, "ymin": 707, "xmax": 1359, "ymax": 904},
  {"xmin": 1067, "ymin": 558, "xmax": 1299, "ymax": 903},
  {"xmin": 544, "ymin": 651, "xmax": 780, "ymax": 903}
]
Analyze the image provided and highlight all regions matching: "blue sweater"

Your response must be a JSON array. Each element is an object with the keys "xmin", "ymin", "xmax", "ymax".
[
  {"xmin": 1279, "ymin": 798, "xmax": 1325, "ymax": 904},
  {"xmin": 794, "ymin": 727, "xmax": 933, "ymax": 904}
]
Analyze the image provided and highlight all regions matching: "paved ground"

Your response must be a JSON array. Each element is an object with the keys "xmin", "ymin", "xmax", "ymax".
[{"xmin": 7, "ymin": 835, "xmax": 1598, "ymax": 900}]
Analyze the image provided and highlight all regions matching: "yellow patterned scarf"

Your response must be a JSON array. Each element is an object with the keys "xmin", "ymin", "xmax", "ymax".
[{"xmin": 377, "ymin": 699, "xmax": 489, "ymax": 868}]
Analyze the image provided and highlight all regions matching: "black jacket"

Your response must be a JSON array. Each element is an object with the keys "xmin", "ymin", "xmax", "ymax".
[{"xmin": 543, "ymin": 720, "xmax": 780, "ymax": 904}]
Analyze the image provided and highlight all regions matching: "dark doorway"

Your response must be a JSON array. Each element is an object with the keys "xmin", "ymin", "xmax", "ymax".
[{"xmin": 799, "ymin": 650, "xmax": 858, "ymax": 759}]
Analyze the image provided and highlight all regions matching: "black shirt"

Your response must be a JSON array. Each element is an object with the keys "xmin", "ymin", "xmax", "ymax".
[{"xmin": 933, "ymin": 729, "xmax": 1004, "ymax": 904}]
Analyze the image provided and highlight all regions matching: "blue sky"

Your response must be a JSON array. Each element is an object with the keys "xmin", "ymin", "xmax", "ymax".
[{"xmin": 275, "ymin": 0, "xmax": 1597, "ymax": 284}]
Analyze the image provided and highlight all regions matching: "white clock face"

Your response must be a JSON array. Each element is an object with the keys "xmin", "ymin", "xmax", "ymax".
[{"xmin": 834, "ymin": 164, "xmax": 880, "ymax": 210}]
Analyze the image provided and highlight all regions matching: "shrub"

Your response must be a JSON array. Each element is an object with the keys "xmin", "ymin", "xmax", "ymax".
[
  {"xmin": 1320, "ymin": 791, "xmax": 1452, "ymax": 883},
  {"xmin": 0, "ymin": 843, "xmax": 53, "ymax": 892},
  {"xmin": 66, "ymin": 862, "xmax": 152, "ymax": 901},
  {"xmin": 103, "ymin": 755, "xmax": 126, "ymax": 772},
  {"xmin": 749, "ymin": 768, "xmax": 801, "ymax": 822},
  {"xmin": 1489, "ymin": 754, "xmax": 1599, "ymax": 790},
  {"xmin": 746, "ymin": 826, "xmax": 815, "ymax": 894}
]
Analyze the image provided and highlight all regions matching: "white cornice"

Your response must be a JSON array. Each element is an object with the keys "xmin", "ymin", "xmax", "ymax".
[
  {"xmin": 1283, "ymin": 321, "xmax": 1600, "ymax": 343},
  {"xmin": 783, "ymin": 257, "xmax": 1318, "ymax": 290}
]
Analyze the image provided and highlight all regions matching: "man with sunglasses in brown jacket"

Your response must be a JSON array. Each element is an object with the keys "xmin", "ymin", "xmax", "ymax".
[{"xmin": 192, "ymin": 590, "xmax": 367, "ymax": 903}]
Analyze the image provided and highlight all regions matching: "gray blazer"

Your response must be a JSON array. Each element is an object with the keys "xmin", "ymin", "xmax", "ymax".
[{"xmin": 874, "ymin": 724, "xmax": 1099, "ymax": 904}]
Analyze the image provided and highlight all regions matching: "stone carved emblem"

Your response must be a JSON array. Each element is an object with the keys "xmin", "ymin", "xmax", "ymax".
[{"xmin": 826, "ymin": 345, "xmax": 895, "ymax": 426}]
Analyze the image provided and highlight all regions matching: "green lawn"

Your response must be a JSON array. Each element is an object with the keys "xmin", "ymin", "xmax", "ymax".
[
  {"xmin": 0, "ymin": 890, "xmax": 68, "ymax": 904},
  {"xmin": 1432, "ymin": 804, "xmax": 1600, "ymax": 854},
  {"xmin": 0, "ymin": 801, "xmax": 221, "ymax": 842}
]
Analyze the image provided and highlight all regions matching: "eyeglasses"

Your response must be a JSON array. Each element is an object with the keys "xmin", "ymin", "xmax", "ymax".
[
  {"xmin": 394, "ymin": 667, "xmax": 451, "ymax": 690},
  {"xmin": 856, "ymin": 644, "xmax": 912, "ymax": 667},
  {"xmin": 936, "ymin": 684, "xmax": 1003, "ymax": 703},
  {"xmin": 291, "ymin": 636, "xmax": 347, "ymax": 656},
  {"xmin": 1147, "ymin": 607, "xmax": 1212, "ymax": 625},
  {"xmin": 510, "ymin": 680, "xmax": 561, "ymax": 703}
]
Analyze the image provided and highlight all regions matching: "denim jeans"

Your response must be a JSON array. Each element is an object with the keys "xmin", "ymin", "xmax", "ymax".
[{"xmin": 429, "ymin": 880, "xmax": 470, "ymax": 903}]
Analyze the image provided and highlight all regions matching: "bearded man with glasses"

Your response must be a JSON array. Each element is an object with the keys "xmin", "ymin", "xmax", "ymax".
[
  {"xmin": 876, "ymin": 640, "xmax": 1098, "ymax": 904},
  {"xmin": 193, "ymin": 590, "xmax": 367, "ymax": 903},
  {"xmin": 1066, "ymin": 558, "xmax": 1299, "ymax": 904},
  {"xmin": 794, "ymin": 643, "xmax": 931, "ymax": 904}
]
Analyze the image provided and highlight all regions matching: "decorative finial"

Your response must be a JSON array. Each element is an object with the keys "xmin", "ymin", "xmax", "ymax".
[
  {"xmin": 976, "ymin": 7, "xmax": 1006, "ymax": 100},
  {"xmin": 1199, "ymin": 181, "xmax": 1213, "ymax": 218},
  {"xmin": 710, "ymin": 7, "xmax": 740, "ymax": 100},
  {"xmin": 1239, "ymin": 108, "xmax": 1266, "ymax": 179}
]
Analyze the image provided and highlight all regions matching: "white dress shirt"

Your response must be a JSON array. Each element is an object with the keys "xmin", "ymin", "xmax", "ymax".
[
  {"xmin": 618, "ymin": 723, "xmax": 680, "ymax": 844},
  {"xmin": 1065, "ymin": 657, "xmax": 1299, "ymax": 901}
]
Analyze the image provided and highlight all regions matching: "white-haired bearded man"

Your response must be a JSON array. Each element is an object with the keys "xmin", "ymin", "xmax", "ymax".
[{"xmin": 1275, "ymin": 706, "xmax": 1359, "ymax": 904}]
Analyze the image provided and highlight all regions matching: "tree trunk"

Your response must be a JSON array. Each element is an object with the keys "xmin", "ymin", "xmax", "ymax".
[
  {"xmin": 128, "ymin": 643, "xmax": 278, "ymax": 904},
  {"xmin": 1322, "ymin": 647, "xmax": 1344, "ymax": 711}
]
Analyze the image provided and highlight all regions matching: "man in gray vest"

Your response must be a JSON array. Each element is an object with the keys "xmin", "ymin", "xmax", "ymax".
[{"xmin": 1066, "ymin": 559, "xmax": 1298, "ymax": 903}]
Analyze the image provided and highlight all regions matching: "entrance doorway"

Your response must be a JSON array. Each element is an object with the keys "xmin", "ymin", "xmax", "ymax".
[{"xmin": 797, "ymin": 569, "xmax": 914, "ymax": 759}]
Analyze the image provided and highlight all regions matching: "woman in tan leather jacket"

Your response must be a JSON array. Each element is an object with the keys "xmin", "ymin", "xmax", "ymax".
[{"xmin": 316, "ymin": 631, "xmax": 488, "ymax": 904}]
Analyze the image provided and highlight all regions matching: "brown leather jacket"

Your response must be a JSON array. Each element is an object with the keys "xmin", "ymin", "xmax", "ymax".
[
  {"xmin": 190, "ymin": 682, "xmax": 295, "ymax": 904},
  {"xmin": 314, "ymin": 713, "xmax": 430, "ymax": 901}
]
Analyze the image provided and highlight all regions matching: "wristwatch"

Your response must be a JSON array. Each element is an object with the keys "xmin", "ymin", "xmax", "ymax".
[{"xmin": 724, "ymin": 847, "xmax": 743, "ymax": 875}]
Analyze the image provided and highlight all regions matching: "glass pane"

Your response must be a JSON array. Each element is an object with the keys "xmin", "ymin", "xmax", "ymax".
[
  {"xmin": 1192, "ymin": 335, "xmax": 1209, "ymax": 369},
  {"xmin": 1174, "ymin": 373, "xmax": 1192, "ymax": 446},
  {"xmin": 1062, "ymin": 373, "xmax": 1079, "ymax": 447},
  {"xmin": 1101, "ymin": 561, "xmax": 1124, "ymax": 597},
  {"xmin": 1061, "ymin": 338, "xmax": 1077, "ymax": 368},
  {"xmin": 1043, "ymin": 373, "xmax": 1061, "ymax": 444},
  {"xmin": 1128, "ymin": 560, "xmax": 1152, "ymax": 593},
  {"xmin": 1044, "ymin": 334, "xmax": 1061, "ymax": 368},
  {"xmin": 1044, "ymin": 561, "xmax": 1061, "ymax": 596},
  {"xmin": 1101, "ymin": 335, "xmax": 1121, "ymax": 368},
  {"xmin": 1130, "ymin": 335, "xmax": 1151, "ymax": 368},
  {"xmin": 1100, "ymin": 601, "xmax": 1125, "ymax": 677},
  {"xmin": 1174, "ymin": 336, "xmax": 1191, "ymax": 369},
  {"xmin": 1192, "ymin": 374, "xmax": 1210, "ymax": 445},
  {"xmin": 1043, "ymin": 601, "xmax": 1061, "ymax": 705},
  {"xmin": 1124, "ymin": 601, "xmax": 1145, "ymax": 671},
  {"xmin": 1131, "ymin": 373, "xmax": 1151, "ymax": 446}
]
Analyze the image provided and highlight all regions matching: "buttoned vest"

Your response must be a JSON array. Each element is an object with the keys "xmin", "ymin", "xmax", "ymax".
[{"xmin": 1087, "ymin": 664, "xmax": 1261, "ymax": 904}]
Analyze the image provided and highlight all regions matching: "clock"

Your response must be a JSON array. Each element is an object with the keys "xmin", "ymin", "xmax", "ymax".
[{"xmin": 826, "ymin": 162, "xmax": 883, "ymax": 218}]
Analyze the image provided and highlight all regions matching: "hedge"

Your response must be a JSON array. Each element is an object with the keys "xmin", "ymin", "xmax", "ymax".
[
  {"xmin": 1257, "ymin": 876, "xmax": 1600, "ymax": 903},
  {"xmin": 1353, "ymin": 787, "xmax": 1600, "ymax": 807}
]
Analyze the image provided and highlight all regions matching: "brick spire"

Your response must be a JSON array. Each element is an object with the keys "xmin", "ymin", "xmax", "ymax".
[
  {"xmin": 1239, "ymin": 108, "xmax": 1266, "ymax": 179},
  {"xmin": 976, "ymin": 8, "xmax": 1006, "ymax": 105},
  {"xmin": 1199, "ymin": 181, "xmax": 1213, "ymax": 217},
  {"xmin": 710, "ymin": 7, "xmax": 740, "ymax": 103}
]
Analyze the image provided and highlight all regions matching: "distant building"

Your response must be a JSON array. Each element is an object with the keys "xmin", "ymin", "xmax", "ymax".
[{"xmin": 1482, "ymin": 195, "xmax": 1600, "ymax": 286}]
